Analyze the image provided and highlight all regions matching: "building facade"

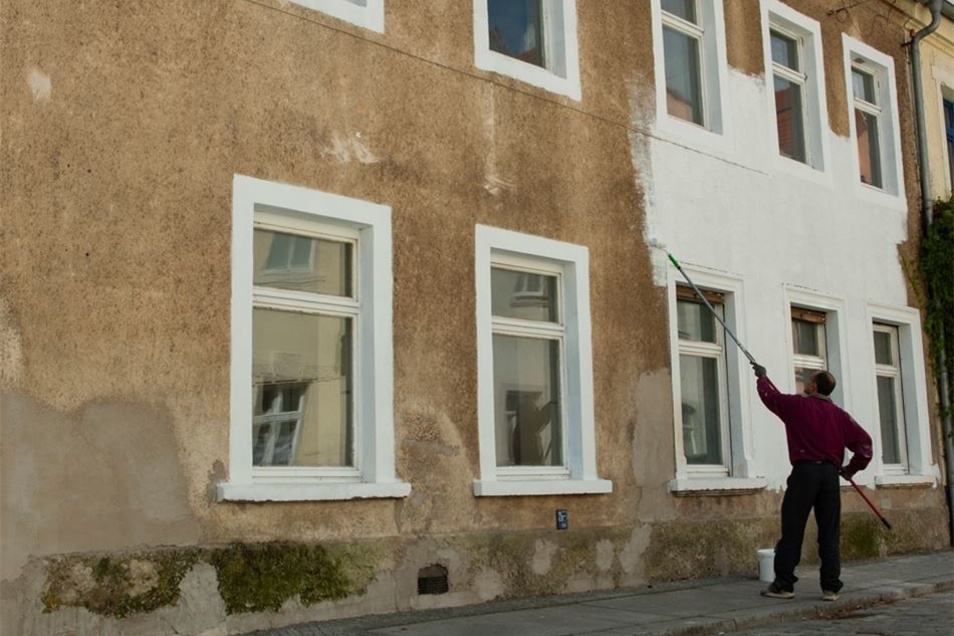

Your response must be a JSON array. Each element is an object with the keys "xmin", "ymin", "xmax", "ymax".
[{"xmin": 1, "ymin": 1, "xmax": 949, "ymax": 634}]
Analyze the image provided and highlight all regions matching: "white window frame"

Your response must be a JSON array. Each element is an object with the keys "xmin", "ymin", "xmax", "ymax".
[
  {"xmin": 474, "ymin": 225, "xmax": 611, "ymax": 496},
  {"xmin": 218, "ymin": 175, "xmax": 410, "ymax": 502},
  {"xmin": 667, "ymin": 266, "xmax": 765, "ymax": 494},
  {"xmin": 865, "ymin": 303, "xmax": 935, "ymax": 487},
  {"xmin": 651, "ymin": 0, "xmax": 729, "ymax": 144},
  {"xmin": 843, "ymin": 36, "xmax": 904, "ymax": 201},
  {"xmin": 288, "ymin": 0, "xmax": 384, "ymax": 33},
  {"xmin": 872, "ymin": 323, "xmax": 907, "ymax": 475},
  {"xmin": 473, "ymin": 0, "xmax": 581, "ymax": 100},
  {"xmin": 782, "ymin": 288, "xmax": 849, "ymax": 407},
  {"xmin": 761, "ymin": 1, "xmax": 830, "ymax": 178}
]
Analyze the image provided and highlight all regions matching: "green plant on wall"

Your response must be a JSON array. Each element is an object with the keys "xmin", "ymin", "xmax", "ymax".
[
  {"xmin": 922, "ymin": 199, "xmax": 954, "ymax": 408},
  {"xmin": 208, "ymin": 542, "xmax": 353, "ymax": 614}
]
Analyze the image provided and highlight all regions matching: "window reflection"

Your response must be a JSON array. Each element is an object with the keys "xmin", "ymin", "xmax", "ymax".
[{"xmin": 488, "ymin": 0, "xmax": 544, "ymax": 67}]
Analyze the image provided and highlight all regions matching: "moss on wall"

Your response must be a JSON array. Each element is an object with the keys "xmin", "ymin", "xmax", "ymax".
[
  {"xmin": 41, "ymin": 541, "xmax": 379, "ymax": 618},
  {"xmin": 41, "ymin": 549, "xmax": 200, "ymax": 618},
  {"xmin": 208, "ymin": 542, "xmax": 354, "ymax": 613}
]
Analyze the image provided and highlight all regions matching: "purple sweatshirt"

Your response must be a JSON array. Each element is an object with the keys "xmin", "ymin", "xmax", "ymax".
[{"xmin": 756, "ymin": 377, "xmax": 873, "ymax": 476}]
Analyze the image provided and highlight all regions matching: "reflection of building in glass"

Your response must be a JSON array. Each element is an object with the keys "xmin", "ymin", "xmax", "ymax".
[{"xmin": 251, "ymin": 229, "xmax": 355, "ymax": 468}]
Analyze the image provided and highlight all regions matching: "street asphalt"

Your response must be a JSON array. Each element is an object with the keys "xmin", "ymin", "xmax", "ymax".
[{"xmin": 246, "ymin": 550, "xmax": 953, "ymax": 636}]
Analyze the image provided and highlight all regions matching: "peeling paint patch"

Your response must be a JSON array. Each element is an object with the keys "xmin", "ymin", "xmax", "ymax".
[
  {"xmin": 323, "ymin": 132, "xmax": 380, "ymax": 164},
  {"xmin": 27, "ymin": 68, "xmax": 52, "ymax": 102},
  {"xmin": 530, "ymin": 539, "xmax": 557, "ymax": 576},
  {"xmin": 482, "ymin": 174, "xmax": 515, "ymax": 196}
]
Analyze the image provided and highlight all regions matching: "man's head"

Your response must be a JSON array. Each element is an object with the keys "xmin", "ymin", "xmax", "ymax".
[{"xmin": 807, "ymin": 371, "xmax": 836, "ymax": 396}]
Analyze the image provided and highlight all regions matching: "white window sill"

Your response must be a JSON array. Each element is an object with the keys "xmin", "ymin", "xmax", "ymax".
[
  {"xmin": 668, "ymin": 477, "xmax": 768, "ymax": 496},
  {"xmin": 217, "ymin": 481, "xmax": 411, "ymax": 502},
  {"xmin": 874, "ymin": 474, "xmax": 937, "ymax": 488},
  {"xmin": 473, "ymin": 478, "xmax": 613, "ymax": 497}
]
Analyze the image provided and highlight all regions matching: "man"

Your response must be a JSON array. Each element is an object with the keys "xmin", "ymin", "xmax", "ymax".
[{"xmin": 752, "ymin": 364, "xmax": 872, "ymax": 601}]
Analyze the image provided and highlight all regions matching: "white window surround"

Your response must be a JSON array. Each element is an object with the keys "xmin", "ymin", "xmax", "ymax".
[
  {"xmin": 843, "ymin": 35, "xmax": 905, "ymax": 204},
  {"xmin": 651, "ymin": 0, "xmax": 730, "ymax": 147},
  {"xmin": 288, "ymin": 0, "xmax": 384, "ymax": 33},
  {"xmin": 218, "ymin": 175, "xmax": 410, "ymax": 502},
  {"xmin": 666, "ymin": 265, "xmax": 765, "ymax": 494},
  {"xmin": 865, "ymin": 303, "xmax": 936, "ymax": 487},
  {"xmin": 473, "ymin": 0, "xmax": 582, "ymax": 101},
  {"xmin": 474, "ymin": 225, "xmax": 611, "ymax": 496},
  {"xmin": 761, "ymin": 1, "xmax": 831, "ymax": 180},
  {"xmin": 930, "ymin": 63, "xmax": 954, "ymax": 197},
  {"xmin": 782, "ymin": 288, "xmax": 849, "ymax": 408}
]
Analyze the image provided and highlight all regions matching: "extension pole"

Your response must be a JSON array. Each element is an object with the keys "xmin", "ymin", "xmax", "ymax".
[
  {"xmin": 662, "ymin": 250, "xmax": 758, "ymax": 365},
  {"xmin": 845, "ymin": 475, "xmax": 893, "ymax": 530}
]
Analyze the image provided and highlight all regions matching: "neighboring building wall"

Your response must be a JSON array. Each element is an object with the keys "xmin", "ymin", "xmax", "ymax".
[
  {"xmin": 909, "ymin": 1, "xmax": 954, "ymax": 199},
  {"xmin": 0, "ymin": 1, "xmax": 947, "ymax": 635}
]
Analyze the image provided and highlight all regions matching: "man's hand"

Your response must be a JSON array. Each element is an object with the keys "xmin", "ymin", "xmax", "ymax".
[
  {"xmin": 751, "ymin": 363, "xmax": 767, "ymax": 378},
  {"xmin": 839, "ymin": 468, "xmax": 855, "ymax": 481}
]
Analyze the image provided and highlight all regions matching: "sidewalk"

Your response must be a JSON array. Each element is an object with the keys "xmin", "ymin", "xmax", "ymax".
[{"xmin": 250, "ymin": 550, "xmax": 953, "ymax": 636}]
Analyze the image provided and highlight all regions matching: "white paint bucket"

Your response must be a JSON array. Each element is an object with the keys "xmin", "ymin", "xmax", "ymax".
[{"xmin": 758, "ymin": 549, "xmax": 775, "ymax": 583}]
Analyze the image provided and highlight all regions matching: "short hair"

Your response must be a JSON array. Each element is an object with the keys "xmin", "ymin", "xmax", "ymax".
[{"xmin": 812, "ymin": 371, "xmax": 837, "ymax": 396}]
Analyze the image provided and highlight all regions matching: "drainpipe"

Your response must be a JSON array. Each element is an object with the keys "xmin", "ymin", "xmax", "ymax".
[{"xmin": 909, "ymin": 0, "xmax": 954, "ymax": 546}]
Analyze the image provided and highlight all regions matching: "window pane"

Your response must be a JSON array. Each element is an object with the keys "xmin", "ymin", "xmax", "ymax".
[
  {"xmin": 852, "ymin": 68, "xmax": 876, "ymax": 105},
  {"xmin": 792, "ymin": 319, "xmax": 820, "ymax": 356},
  {"xmin": 770, "ymin": 30, "xmax": 799, "ymax": 71},
  {"xmin": 877, "ymin": 376, "xmax": 901, "ymax": 464},
  {"xmin": 677, "ymin": 299, "xmax": 718, "ymax": 343},
  {"xmin": 491, "ymin": 267, "xmax": 559, "ymax": 322},
  {"xmin": 775, "ymin": 76, "xmax": 806, "ymax": 162},
  {"xmin": 793, "ymin": 366, "xmax": 820, "ymax": 395},
  {"xmin": 855, "ymin": 109, "xmax": 882, "ymax": 187},
  {"xmin": 493, "ymin": 334, "xmax": 563, "ymax": 467},
  {"xmin": 664, "ymin": 26, "xmax": 704, "ymax": 125},
  {"xmin": 254, "ymin": 229, "xmax": 353, "ymax": 296},
  {"xmin": 488, "ymin": 0, "xmax": 544, "ymax": 68},
  {"xmin": 873, "ymin": 330, "xmax": 893, "ymax": 365},
  {"xmin": 679, "ymin": 354, "xmax": 722, "ymax": 465},
  {"xmin": 252, "ymin": 308, "xmax": 353, "ymax": 467},
  {"xmin": 662, "ymin": 0, "xmax": 696, "ymax": 23}
]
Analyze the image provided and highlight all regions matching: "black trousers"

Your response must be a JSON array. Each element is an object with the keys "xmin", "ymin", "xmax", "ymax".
[{"xmin": 773, "ymin": 461, "xmax": 843, "ymax": 593}]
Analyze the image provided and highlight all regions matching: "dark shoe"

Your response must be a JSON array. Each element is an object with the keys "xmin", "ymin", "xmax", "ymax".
[
  {"xmin": 761, "ymin": 583, "xmax": 795, "ymax": 599},
  {"xmin": 821, "ymin": 590, "xmax": 839, "ymax": 601}
]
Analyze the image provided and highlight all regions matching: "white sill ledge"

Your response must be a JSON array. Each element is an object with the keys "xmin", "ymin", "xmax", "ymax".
[
  {"xmin": 668, "ymin": 477, "xmax": 768, "ymax": 496},
  {"xmin": 217, "ymin": 481, "xmax": 411, "ymax": 502},
  {"xmin": 473, "ymin": 478, "xmax": 613, "ymax": 497},
  {"xmin": 874, "ymin": 474, "xmax": 937, "ymax": 488}
]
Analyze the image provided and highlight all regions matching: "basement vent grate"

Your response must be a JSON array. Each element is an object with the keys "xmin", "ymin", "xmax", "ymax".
[{"xmin": 417, "ymin": 564, "xmax": 449, "ymax": 595}]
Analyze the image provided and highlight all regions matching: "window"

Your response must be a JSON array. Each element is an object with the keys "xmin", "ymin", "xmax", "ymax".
[
  {"xmin": 844, "ymin": 36, "xmax": 902, "ymax": 196},
  {"xmin": 852, "ymin": 66, "xmax": 882, "ymax": 188},
  {"xmin": 791, "ymin": 307, "xmax": 827, "ymax": 394},
  {"xmin": 288, "ymin": 0, "xmax": 384, "ymax": 32},
  {"xmin": 762, "ymin": 2, "xmax": 829, "ymax": 171},
  {"xmin": 219, "ymin": 175, "xmax": 409, "ymax": 502},
  {"xmin": 474, "ymin": 0, "xmax": 581, "ymax": 100},
  {"xmin": 873, "ymin": 324, "xmax": 907, "ymax": 471},
  {"xmin": 655, "ymin": 0, "xmax": 726, "ymax": 133},
  {"xmin": 667, "ymin": 269, "xmax": 764, "ymax": 493},
  {"xmin": 676, "ymin": 286, "xmax": 728, "ymax": 467},
  {"xmin": 944, "ymin": 98, "xmax": 954, "ymax": 189},
  {"xmin": 866, "ymin": 304, "xmax": 936, "ymax": 486},
  {"xmin": 474, "ymin": 225, "xmax": 610, "ymax": 496},
  {"xmin": 770, "ymin": 30, "xmax": 807, "ymax": 162}
]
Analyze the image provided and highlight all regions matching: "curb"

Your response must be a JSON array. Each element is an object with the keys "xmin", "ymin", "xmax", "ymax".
[{"xmin": 686, "ymin": 580, "xmax": 954, "ymax": 636}]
